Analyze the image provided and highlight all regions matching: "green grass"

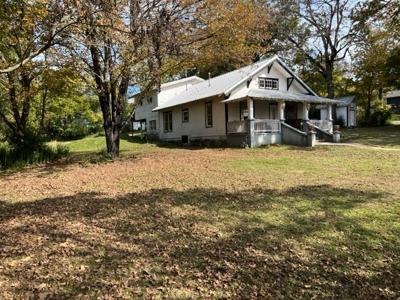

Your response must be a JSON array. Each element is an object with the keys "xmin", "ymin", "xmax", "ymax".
[
  {"xmin": 390, "ymin": 113, "xmax": 400, "ymax": 121},
  {"xmin": 0, "ymin": 141, "xmax": 69, "ymax": 170},
  {"xmin": 341, "ymin": 125, "xmax": 400, "ymax": 148},
  {"xmin": 58, "ymin": 133, "xmax": 154, "ymax": 154}
]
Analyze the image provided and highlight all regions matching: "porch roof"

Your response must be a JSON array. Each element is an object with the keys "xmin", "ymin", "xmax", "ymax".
[{"xmin": 223, "ymin": 88, "xmax": 342, "ymax": 104}]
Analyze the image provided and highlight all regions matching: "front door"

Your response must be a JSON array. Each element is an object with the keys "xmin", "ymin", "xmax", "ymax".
[
  {"xmin": 269, "ymin": 103, "xmax": 278, "ymax": 119},
  {"xmin": 285, "ymin": 102, "xmax": 298, "ymax": 128}
]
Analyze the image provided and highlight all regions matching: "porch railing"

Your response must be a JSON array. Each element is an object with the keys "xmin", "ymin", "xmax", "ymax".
[
  {"xmin": 253, "ymin": 119, "xmax": 281, "ymax": 133},
  {"xmin": 227, "ymin": 119, "xmax": 281, "ymax": 134},
  {"xmin": 308, "ymin": 119, "xmax": 333, "ymax": 132}
]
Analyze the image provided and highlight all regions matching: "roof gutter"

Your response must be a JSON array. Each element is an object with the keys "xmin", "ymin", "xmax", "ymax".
[{"xmin": 153, "ymin": 93, "xmax": 225, "ymax": 112}]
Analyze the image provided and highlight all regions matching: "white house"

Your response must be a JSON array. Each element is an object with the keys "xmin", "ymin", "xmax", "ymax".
[
  {"xmin": 385, "ymin": 90, "xmax": 400, "ymax": 113},
  {"xmin": 320, "ymin": 96, "xmax": 357, "ymax": 127},
  {"xmin": 134, "ymin": 56, "xmax": 341, "ymax": 147}
]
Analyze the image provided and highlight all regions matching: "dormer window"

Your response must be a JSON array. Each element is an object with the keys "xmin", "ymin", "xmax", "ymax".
[{"xmin": 259, "ymin": 77, "xmax": 279, "ymax": 90}]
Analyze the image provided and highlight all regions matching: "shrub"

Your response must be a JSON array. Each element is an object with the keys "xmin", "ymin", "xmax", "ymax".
[
  {"xmin": 46, "ymin": 116, "xmax": 102, "ymax": 141},
  {"xmin": 369, "ymin": 103, "xmax": 392, "ymax": 126},
  {"xmin": 0, "ymin": 142, "xmax": 69, "ymax": 170}
]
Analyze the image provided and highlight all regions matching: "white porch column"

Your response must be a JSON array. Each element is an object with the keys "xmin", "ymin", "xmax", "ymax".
[
  {"xmin": 302, "ymin": 102, "xmax": 310, "ymax": 121},
  {"xmin": 327, "ymin": 104, "xmax": 333, "ymax": 121},
  {"xmin": 278, "ymin": 101, "xmax": 285, "ymax": 121},
  {"xmin": 247, "ymin": 98, "xmax": 254, "ymax": 120}
]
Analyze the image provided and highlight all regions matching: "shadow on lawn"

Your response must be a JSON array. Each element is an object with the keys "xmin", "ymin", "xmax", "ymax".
[{"xmin": 0, "ymin": 185, "xmax": 398, "ymax": 298}]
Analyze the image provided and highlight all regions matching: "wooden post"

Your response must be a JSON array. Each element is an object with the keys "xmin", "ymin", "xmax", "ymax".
[
  {"xmin": 247, "ymin": 98, "xmax": 254, "ymax": 120},
  {"xmin": 327, "ymin": 104, "xmax": 333, "ymax": 121},
  {"xmin": 278, "ymin": 101, "xmax": 285, "ymax": 121},
  {"xmin": 302, "ymin": 102, "xmax": 310, "ymax": 121}
]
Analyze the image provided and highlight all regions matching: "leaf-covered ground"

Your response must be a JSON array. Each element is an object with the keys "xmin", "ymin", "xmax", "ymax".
[{"xmin": 1, "ymin": 130, "xmax": 400, "ymax": 298}]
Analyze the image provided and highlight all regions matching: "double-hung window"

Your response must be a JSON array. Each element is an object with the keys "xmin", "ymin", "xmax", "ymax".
[
  {"xmin": 163, "ymin": 111, "xmax": 173, "ymax": 132},
  {"xmin": 182, "ymin": 108, "xmax": 189, "ymax": 123},
  {"xmin": 259, "ymin": 78, "xmax": 279, "ymax": 90},
  {"xmin": 205, "ymin": 102, "xmax": 213, "ymax": 127}
]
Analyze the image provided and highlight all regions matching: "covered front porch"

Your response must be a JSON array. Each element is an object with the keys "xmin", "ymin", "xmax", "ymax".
[{"xmin": 225, "ymin": 97, "xmax": 336, "ymax": 147}]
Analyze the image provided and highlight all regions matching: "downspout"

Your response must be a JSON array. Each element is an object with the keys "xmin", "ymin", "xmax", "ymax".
[{"xmin": 225, "ymin": 103, "xmax": 228, "ymax": 135}]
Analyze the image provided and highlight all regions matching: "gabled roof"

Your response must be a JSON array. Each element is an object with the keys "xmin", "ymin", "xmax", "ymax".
[
  {"xmin": 224, "ymin": 56, "xmax": 316, "ymax": 97},
  {"xmin": 335, "ymin": 96, "xmax": 356, "ymax": 107},
  {"xmin": 386, "ymin": 90, "xmax": 400, "ymax": 99},
  {"xmin": 153, "ymin": 57, "xmax": 276, "ymax": 111},
  {"xmin": 153, "ymin": 55, "xmax": 329, "ymax": 111},
  {"xmin": 160, "ymin": 76, "xmax": 204, "ymax": 90}
]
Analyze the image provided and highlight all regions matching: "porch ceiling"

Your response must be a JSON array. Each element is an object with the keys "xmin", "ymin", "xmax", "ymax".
[{"xmin": 223, "ymin": 88, "xmax": 342, "ymax": 104}]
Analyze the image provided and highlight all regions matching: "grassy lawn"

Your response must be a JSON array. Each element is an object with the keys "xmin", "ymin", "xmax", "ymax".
[
  {"xmin": 57, "ymin": 133, "xmax": 159, "ymax": 154},
  {"xmin": 341, "ymin": 125, "xmax": 400, "ymax": 148},
  {"xmin": 1, "ymin": 128, "xmax": 400, "ymax": 298}
]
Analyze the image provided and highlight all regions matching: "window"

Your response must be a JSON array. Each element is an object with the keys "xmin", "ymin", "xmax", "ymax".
[
  {"xmin": 163, "ymin": 111, "xmax": 173, "ymax": 132},
  {"xmin": 259, "ymin": 77, "xmax": 279, "ymax": 90},
  {"xmin": 182, "ymin": 108, "xmax": 189, "ymax": 123},
  {"xmin": 240, "ymin": 101, "xmax": 249, "ymax": 120},
  {"xmin": 147, "ymin": 96, "xmax": 153, "ymax": 104},
  {"xmin": 205, "ymin": 102, "xmax": 213, "ymax": 127},
  {"xmin": 149, "ymin": 120, "xmax": 156, "ymax": 131},
  {"xmin": 137, "ymin": 99, "xmax": 143, "ymax": 106}
]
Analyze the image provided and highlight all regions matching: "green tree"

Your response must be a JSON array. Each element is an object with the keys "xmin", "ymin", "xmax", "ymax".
[
  {"xmin": 354, "ymin": 29, "xmax": 391, "ymax": 122},
  {"xmin": 262, "ymin": 0, "xmax": 360, "ymax": 102},
  {"xmin": 37, "ymin": 66, "xmax": 102, "ymax": 140},
  {"xmin": 0, "ymin": 0, "xmax": 76, "ymax": 74},
  {"xmin": 0, "ymin": 0, "xmax": 76, "ymax": 147},
  {"xmin": 181, "ymin": 0, "xmax": 270, "ymax": 78}
]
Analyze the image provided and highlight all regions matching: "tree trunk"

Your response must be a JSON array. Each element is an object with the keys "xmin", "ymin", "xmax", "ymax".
[
  {"xmin": 365, "ymin": 89, "xmax": 372, "ymax": 123},
  {"xmin": 98, "ymin": 93, "xmax": 116, "ymax": 157},
  {"xmin": 378, "ymin": 86, "xmax": 383, "ymax": 101},
  {"xmin": 324, "ymin": 63, "xmax": 337, "ymax": 122},
  {"xmin": 40, "ymin": 86, "xmax": 48, "ymax": 132},
  {"xmin": 7, "ymin": 72, "xmax": 26, "ymax": 145},
  {"xmin": 90, "ymin": 45, "xmax": 121, "ymax": 158}
]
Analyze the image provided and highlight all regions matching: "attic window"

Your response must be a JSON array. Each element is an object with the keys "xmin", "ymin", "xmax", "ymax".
[{"xmin": 259, "ymin": 77, "xmax": 279, "ymax": 90}]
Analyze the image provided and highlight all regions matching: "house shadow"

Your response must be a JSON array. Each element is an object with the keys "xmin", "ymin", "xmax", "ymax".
[{"xmin": 0, "ymin": 185, "xmax": 398, "ymax": 298}]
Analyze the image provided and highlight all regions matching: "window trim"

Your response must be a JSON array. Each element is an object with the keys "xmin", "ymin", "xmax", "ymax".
[
  {"xmin": 182, "ymin": 108, "xmax": 189, "ymax": 123},
  {"xmin": 163, "ymin": 111, "xmax": 173, "ymax": 133},
  {"xmin": 259, "ymin": 77, "xmax": 279, "ymax": 90},
  {"xmin": 205, "ymin": 101, "xmax": 213, "ymax": 128}
]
